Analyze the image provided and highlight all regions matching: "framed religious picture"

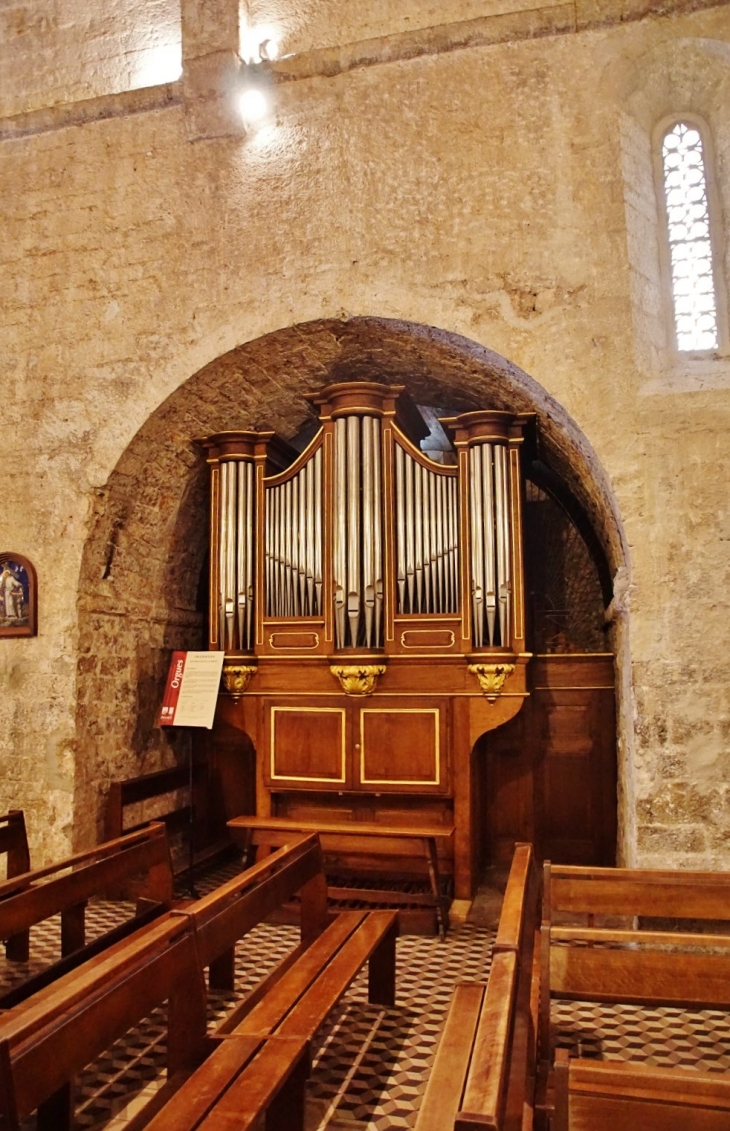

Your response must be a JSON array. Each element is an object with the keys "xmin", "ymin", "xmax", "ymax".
[{"xmin": 0, "ymin": 553, "xmax": 37, "ymax": 637}]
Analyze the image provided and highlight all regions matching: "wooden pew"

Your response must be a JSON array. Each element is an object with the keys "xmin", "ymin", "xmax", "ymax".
[
  {"xmin": 0, "ymin": 834, "xmax": 396, "ymax": 1131},
  {"xmin": 144, "ymin": 840, "xmax": 398, "ymax": 1131},
  {"xmin": 540, "ymin": 861, "xmax": 730, "ymax": 1130},
  {"xmin": 0, "ymin": 822, "xmax": 174, "ymax": 969},
  {"xmin": 552, "ymin": 1052, "xmax": 730, "ymax": 1131},
  {"xmin": 143, "ymin": 905, "xmax": 397, "ymax": 1131},
  {"xmin": 415, "ymin": 843, "xmax": 540, "ymax": 1131},
  {"xmin": 539, "ymin": 861, "xmax": 730, "ymax": 1061},
  {"xmin": 0, "ymin": 834, "xmax": 325, "ymax": 1131},
  {"xmin": 0, "ymin": 811, "xmax": 31, "ymax": 961}
]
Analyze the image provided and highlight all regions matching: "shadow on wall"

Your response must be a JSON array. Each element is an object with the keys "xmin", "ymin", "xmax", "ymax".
[{"xmin": 72, "ymin": 316, "xmax": 629, "ymax": 850}]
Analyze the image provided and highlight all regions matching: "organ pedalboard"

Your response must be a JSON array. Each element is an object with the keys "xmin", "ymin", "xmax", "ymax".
[{"xmin": 203, "ymin": 382, "xmax": 533, "ymax": 899}]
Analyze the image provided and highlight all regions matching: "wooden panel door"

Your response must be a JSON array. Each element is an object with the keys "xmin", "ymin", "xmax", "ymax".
[
  {"xmin": 264, "ymin": 701, "xmax": 350, "ymax": 789},
  {"xmin": 483, "ymin": 656, "xmax": 616, "ymax": 865},
  {"xmin": 356, "ymin": 699, "xmax": 449, "ymax": 794},
  {"xmin": 534, "ymin": 685, "xmax": 616, "ymax": 864}
]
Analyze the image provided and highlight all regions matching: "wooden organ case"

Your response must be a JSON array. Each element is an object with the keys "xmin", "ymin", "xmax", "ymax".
[{"xmin": 203, "ymin": 382, "xmax": 538, "ymax": 901}]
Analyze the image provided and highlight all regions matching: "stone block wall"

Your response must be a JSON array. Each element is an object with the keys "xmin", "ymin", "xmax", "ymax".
[{"xmin": 1, "ymin": 0, "xmax": 729, "ymax": 868}]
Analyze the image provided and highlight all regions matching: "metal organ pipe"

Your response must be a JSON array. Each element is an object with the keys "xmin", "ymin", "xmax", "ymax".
[
  {"xmin": 394, "ymin": 444, "xmax": 459, "ymax": 616},
  {"xmin": 264, "ymin": 449, "xmax": 324, "ymax": 623},
  {"xmin": 395, "ymin": 445, "xmax": 406, "ymax": 614},
  {"xmin": 215, "ymin": 458, "xmax": 256, "ymax": 651},
  {"xmin": 371, "ymin": 419, "xmax": 383, "ymax": 647},
  {"xmin": 469, "ymin": 441, "xmax": 511, "ymax": 649},
  {"xmin": 346, "ymin": 416, "xmax": 361, "ymax": 648},
  {"xmin": 495, "ymin": 445, "xmax": 511, "ymax": 649},
  {"xmin": 362, "ymin": 416, "xmax": 375, "ymax": 648},
  {"xmin": 313, "ymin": 446, "xmax": 323, "ymax": 615},
  {"xmin": 470, "ymin": 446, "xmax": 484, "ymax": 645},
  {"xmin": 482, "ymin": 445, "xmax": 496, "ymax": 646},
  {"xmin": 333, "ymin": 420, "xmax": 347, "ymax": 647}
]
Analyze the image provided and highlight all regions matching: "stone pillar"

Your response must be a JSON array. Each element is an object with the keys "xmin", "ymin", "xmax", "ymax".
[{"xmin": 181, "ymin": 0, "xmax": 245, "ymax": 141}]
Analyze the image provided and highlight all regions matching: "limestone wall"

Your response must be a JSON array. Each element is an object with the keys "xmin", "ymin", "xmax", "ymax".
[
  {"xmin": 0, "ymin": 1, "xmax": 181, "ymax": 119},
  {"xmin": 1, "ymin": 0, "xmax": 729, "ymax": 867}
]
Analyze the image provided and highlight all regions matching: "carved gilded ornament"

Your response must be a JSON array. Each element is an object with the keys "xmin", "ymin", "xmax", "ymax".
[
  {"xmin": 221, "ymin": 662, "xmax": 258, "ymax": 698},
  {"xmin": 468, "ymin": 663, "xmax": 516, "ymax": 702},
  {"xmin": 330, "ymin": 664, "xmax": 386, "ymax": 697}
]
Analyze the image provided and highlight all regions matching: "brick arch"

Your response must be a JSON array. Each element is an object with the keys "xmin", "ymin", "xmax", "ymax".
[{"xmin": 73, "ymin": 316, "xmax": 630, "ymax": 850}]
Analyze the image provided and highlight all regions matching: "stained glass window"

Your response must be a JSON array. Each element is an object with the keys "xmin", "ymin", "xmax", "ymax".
[{"xmin": 661, "ymin": 121, "xmax": 719, "ymax": 352}]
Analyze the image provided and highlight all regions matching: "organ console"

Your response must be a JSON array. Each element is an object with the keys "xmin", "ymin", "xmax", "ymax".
[{"xmin": 203, "ymin": 381, "xmax": 534, "ymax": 901}]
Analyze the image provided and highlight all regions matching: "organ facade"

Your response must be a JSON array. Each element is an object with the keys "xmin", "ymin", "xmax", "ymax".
[{"xmin": 202, "ymin": 381, "xmax": 616, "ymax": 900}]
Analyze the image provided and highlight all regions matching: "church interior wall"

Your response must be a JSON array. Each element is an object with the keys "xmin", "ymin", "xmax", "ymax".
[{"xmin": 1, "ymin": 0, "xmax": 729, "ymax": 870}]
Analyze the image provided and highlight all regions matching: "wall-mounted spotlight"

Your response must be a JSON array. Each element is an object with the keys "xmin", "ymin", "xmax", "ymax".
[
  {"xmin": 239, "ymin": 86, "xmax": 268, "ymax": 125},
  {"xmin": 258, "ymin": 38, "xmax": 279, "ymax": 62},
  {"xmin": 240, "ymin": 25, "xmax": 281, "ymax": 65}
]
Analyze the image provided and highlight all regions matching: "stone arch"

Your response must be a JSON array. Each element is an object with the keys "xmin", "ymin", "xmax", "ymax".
[{"xmin": 73, "ymin": 316, "xmax": 632, "ymax": 854}]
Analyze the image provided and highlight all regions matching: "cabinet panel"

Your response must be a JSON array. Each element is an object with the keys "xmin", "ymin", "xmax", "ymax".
[
  {"xmin": 268, "ymin": 705, "xmax": 347, "ymax": 786},
  {"xmin": 358, "ymin": 703, "xmax": 448, "ymax": 793}
]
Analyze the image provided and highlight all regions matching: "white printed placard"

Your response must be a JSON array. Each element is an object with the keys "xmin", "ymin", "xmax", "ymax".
[{"xmin": 159, "ymin": 651, "xmax": 225, "ymax": 729}]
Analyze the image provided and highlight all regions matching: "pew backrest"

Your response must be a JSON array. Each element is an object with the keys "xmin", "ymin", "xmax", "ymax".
[
  {"xmin": 545, "ymin": 862, "xmax": 730, "ymax": 923},
  {"xmin": 105, "ymin": 764, "xmax": 191, "ymax": 842},
  {"xmin": 540, "ymin": 860, "xmax": 730, "ymax": 1063},
  {"xmin": 553, "ymin": 1052, "xmax": 730, "ymax": 1131},
  {"xmin": 0, "ymin": 822, "xmax": 173, "ymax": 943}
]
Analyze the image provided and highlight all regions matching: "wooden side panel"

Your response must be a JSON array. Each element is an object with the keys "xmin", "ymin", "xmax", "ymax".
[
  {"xmin": 483, "ymin": 657, "xmax": 616, "ymax": 866},
  {"xmin": 483, "ymin": 710, "xmax": 534, "ymax": 864}
]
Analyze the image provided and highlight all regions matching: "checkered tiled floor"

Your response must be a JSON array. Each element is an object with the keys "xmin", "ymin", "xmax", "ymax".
[{"xmin": 3, "ymin": 858, "xmax": 730, "ymax": 1130}]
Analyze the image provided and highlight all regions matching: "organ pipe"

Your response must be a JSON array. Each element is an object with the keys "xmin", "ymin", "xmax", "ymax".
[{"xmin": 204, "ymin": 388, "xmax": 527, "ymax": 661}]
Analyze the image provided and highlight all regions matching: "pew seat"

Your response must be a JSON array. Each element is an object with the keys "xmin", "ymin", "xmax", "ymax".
[
  {"xmin": 144, "ymin": 1034, "xmax": 310, "ymax": 1131},
  {"xmin": 218, "ymin": 907, "xmax": 397, "ymax": 1042}
]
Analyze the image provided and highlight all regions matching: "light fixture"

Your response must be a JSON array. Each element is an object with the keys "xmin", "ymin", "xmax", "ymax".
[
  {"xmin": 240, "ymin": 24, "xmax": 281, "ymax": 65},
  {"xmin": 239, "ymin": 87, "xmax": 268, "ymax": 124},
  {"xmin": 258, "ymin": 38, "xmax": 279, "ymax": 62}
]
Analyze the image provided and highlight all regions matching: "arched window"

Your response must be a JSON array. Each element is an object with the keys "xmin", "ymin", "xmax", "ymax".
[{"xmin": 659, "ymin": 120, "xmax": 720, "ymax": 352}]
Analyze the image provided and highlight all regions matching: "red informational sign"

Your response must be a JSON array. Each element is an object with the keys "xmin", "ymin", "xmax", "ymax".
[{"xmin": 158, "ymin": 651, "xmax": 225, "ymax": 729}]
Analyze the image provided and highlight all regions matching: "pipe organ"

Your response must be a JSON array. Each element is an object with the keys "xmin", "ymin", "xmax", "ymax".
[{"xmin": 204, "ymin": 383, "xmax": 533, "ymax": 900}]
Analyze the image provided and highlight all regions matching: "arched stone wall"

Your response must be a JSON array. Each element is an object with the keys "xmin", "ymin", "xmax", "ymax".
[{"xmin": 74, "ymin": 316, "xmax": 631, "ymax": 853}]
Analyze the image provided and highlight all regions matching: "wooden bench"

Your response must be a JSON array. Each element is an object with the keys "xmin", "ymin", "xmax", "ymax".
[
  {"xmin": 228, "ymin": 814, "xmax": 453, "ymax": 936},
  {"xmin": 0, "ymin": 822, "xmax": 173, "ymax": 972},
  {"xmin": 143, "ymin": 847, "xmax": 397, "ymax": 1131},
  {"xmin": 540, "ymin": 861, "xmax": 730, "ymax": 1129},
  {"xmin": 143, "ymin": 906, "xmax": 398, "ymax": 1131},
  {"xmin": 0, "ymin": 833, "xmax": 397, "ymax": 1131},
  {"xmin": 0, "ymin": 833, "xmax": 325, "ymax": 1131},
  {"xmin": 553, "ymin": 1052, "xmax": 730, "ymax": 1131},
  {"xmin": 142, "ymin": 1033, "xmax": 310, "ymax": 1131},
  {"xmin": 0, "ymin": 811, "xmax": 31, "ymax": 961},
  {"xmin": 540, "ymin": 861, "xmax": 730, "ymax": 1052},
  {"xmin": 415, "ymin": 842, "xmax": 540, "ymax": 1131}
]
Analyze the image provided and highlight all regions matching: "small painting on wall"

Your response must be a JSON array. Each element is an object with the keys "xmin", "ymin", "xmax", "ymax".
[{"xmin": 0, "ymin": 553, "xmax": 37, "ymax": 637}]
